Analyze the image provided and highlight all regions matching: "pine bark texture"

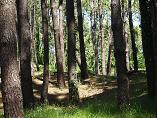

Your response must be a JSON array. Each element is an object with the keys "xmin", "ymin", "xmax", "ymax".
[
  {"xmin": 0, "ymin": 0, "xmax": 24, "ymax": 117},
  {"xmin": 17, "ymin": 0, "xmax": 34, "ymax": 107},
  {"xmin": 139, "ymin": 0, "xmax": 155, "ymax": 96},
  {"xmin": 107, "ymin": 29, "xmax": 113, "ymax": 76},
  {"xmin": 51, "ymin": 0, "xmax": 65, "ymax": 88},
  {"xmin": 150, "ymin": 0, "xmax": 157, "ymax": 116},
  {"xmin": 98, "ymin": 0, "xmax": 106, "ymax": 75},
  {"xmin": 128, "ymin": 0, "xmax": 138, "ymax": 71},
  {"xmin": 77, "ymin": 0, "xmax": 89, "ymax": 80},
  {"xmin": 41, "ymin": 0, "xmax": 49, "ymax": 103},
  {"xmin": 121, "ymin": 0, "xmax": 130, "ymax": 72},
  {"xmin": 31, "ymin": 4, "xmax": 38, "ymax": 75},
  {"xmin": 111, "ymin": 0, "xmax": 129, "ymax": 109},
  {"xmin": 66, "ymin": 0, "xmax": 79, "ymax": 104},
  {"xmin": 91, "ymin": 0, "xmax": 99, "ymax": 74}
]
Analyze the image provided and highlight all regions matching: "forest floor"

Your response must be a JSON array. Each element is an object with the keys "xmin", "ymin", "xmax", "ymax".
[
  {"xmin": 32, "ymin": 72, "xmax": 116, "ymax": 105},
  {"xmin": 0, "ymin": 71, "xmax": 155, "ymax": 118},
  {"xmin": 26, "ymin": 71, "xmax": 155, "ymax": 118}
]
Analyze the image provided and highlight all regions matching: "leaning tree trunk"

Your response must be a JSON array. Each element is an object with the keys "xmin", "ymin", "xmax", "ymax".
[
  {"xmin": 0, "ymin": 0, "xmax": 24, "ymax": 117},
  {"xmin": 128, "ymin": 0, "xmax": 138, "ymax": 71},
  {"xmin": 41, "ymin": 0, "xmax": 49, "ymax": 103},
  {"xmin": 66, "ymin": 0, "xmax": 79, "ymax": 105},
  {"xmin": 111, "ymin": 0, "xmax": 129, "ymax": 109},
  {"xmin": 17, "ymin": 0, "xmax": 34, "ymax": 108},
  {"xmin": 77, "ymin": 0, "xmax": 89, "ymax": 80},
  {"xmin": 51, "ymin": 0, "xmax": 65, "ymax": 88},
  {"xmin": 139, "ymin": 0, "xmax": 155, "ymax": 96}
]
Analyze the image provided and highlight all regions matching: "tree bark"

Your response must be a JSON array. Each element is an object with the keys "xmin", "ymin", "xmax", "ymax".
[
  {"xmin": 66, "ymin": 0, "xmax": 79, "ymax": 105},
  {"xmin": 107, "ymin": 29, "xmax": 113, "ymax": 76},
  {"xmin": 31, "ymin": 3, "xmax": 38, "ymax": 74},
  {"xmin": 90, "ymin": 0, "xmax": 99, "ymax": 75},
  {"xmin": 150, "ymin": 1, "xmax": 157, "ymax": 116},
  {"xmin": 17, "ymin": 0, "xmax": 34, "ymax": 108},
  {"xmin": 139, "ymin": 0, "xmax": 155, "ymax": 96},
  {"xmin": 59, "ymin": 0, "xmax": 65, "ymax": 74},
  {"xmin": 128, "ymin": 0, "xmax": 138, "ymax": 71},
  {"xmin": 98, "ymin": 0, "xmax": 106, "ymax": 75},
  {"xmin": 77, "ymin": 0, "xmax": 89, "ymax": 80},
  {"xmin": 111, "ymin": 0, "xmax": 129, "ymax": 109},
  {"xmin": 51, "ymin": 0, "xmax": 65, "ymax": 88},
  {"xmin": 121, "ymin": 0, "xmax": 130, "ymax": 72},
  {"xmin": 0, "ymin": 0, "xmax": 24, "ymax": 117},
  {"xmin": 35, "ymin": 25, "xmax": 40, "ymax": 71},
  {"xmin": 41, "ymin": 0, "xmax": 49, "ymax": 103}
]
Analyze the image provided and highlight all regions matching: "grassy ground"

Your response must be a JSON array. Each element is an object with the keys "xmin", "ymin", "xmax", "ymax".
[
  {"xmin": 25, "ymin": 72, "xmax": 155, "ymax": 118},
  {"xmin": 1, "ymin": 72, "xmax": 156, "ymax": 118}
]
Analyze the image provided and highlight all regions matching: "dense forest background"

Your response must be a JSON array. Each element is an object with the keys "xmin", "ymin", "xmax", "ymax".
[{"xmin": 0, "ymin": 0, "xmax": 156, "ymax": 117}]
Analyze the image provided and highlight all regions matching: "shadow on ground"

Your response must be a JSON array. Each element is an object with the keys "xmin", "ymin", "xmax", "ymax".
[
  {"xmin": 0, "ymin": 71, "xmax": 155, "ymax": 117},
  {"xmin": 32, "ymin": 71, "xmax": 155, "ymax": 116}
]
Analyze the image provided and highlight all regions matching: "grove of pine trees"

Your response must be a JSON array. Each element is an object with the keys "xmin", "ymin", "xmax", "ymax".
[{"xmin": 0, "ymin": 0, "xmax": 157, "ymax": 117}]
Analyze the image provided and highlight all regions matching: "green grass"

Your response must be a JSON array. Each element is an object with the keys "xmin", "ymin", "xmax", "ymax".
[
  {"xmin": 25, "ymin": 73, "xmax": 155, "ymax": 118},
  {"xmin": 25, "ymin": 100, "xmax": 154, "ymax": 118},
  {"xmin": 0, "ymin": 73, "xmax": 155, "ymax": 118}
]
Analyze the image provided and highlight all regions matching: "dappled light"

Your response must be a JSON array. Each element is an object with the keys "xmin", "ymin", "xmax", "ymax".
[{"xmin": 0, "ymin": 0, "xmax": 156, "ymax": 117}]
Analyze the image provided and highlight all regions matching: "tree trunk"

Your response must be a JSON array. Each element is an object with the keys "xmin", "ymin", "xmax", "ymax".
[
  {"xmin": 31, "ymin": 3, "xmax": 38, "ymax": 75},
  {"xmin": 35, "ymin": 25, "xmax": 40, "ymax": 71},
  {"xmin": 128, "ymin": 0, "xmax": 138, "ymax": 71},
  {"xmin": 150, "ymin": 0, "xmax": 157, "ymax": 116},
  {"xmin": 121, "ymin": 0, "xmax": 130, "ymax": 72},
  {"xmin": 17, "ymin": 0, "xmax": 34, "ymax": 108},
  {"xmin": 107, "ymin": 29, "xmax": 113, "ymax": 76},
  {"xmin": 59, "ymin": 0, "xmax": 65, "ymax": 75},
  {"xmin": 91, "ymin": 0, "xmax": 99, "ymax": 75},
  {"xmin": 66, "ymin": 0, "xmax": 79, "ymax": 105},
  {"xmin": 98, "ymin": 0, "xmax": 106, "ymax": 75},
  {"xmin": 0, "ymin": 0, "xmax": 24, "ymax": 117},
  {"xmin": 139, "ymin": 0, "xmax": 155, "ymax": 96},
  {"xmin": 51, "ymin": 0, "xmax": 65, "ymax": 88},
  {"xmin": 77, "ymin": 0, "xmax": 89, "ymax": 80},
  {"xmin": 111, "ymin": 0, "xmax": 129, "ymax": 109},
  {"xmin": 76, "ymin": 55, "xmax": 81, "ymax": 69},
  {"xmin": 41, "ymin": 0, "xmax": 49, "ymax": 103}
]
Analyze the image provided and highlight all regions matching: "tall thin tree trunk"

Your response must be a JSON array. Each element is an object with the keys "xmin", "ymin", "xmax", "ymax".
[
  {"xmin": 77, "ymin": 0, "xmax": 89, "ymax": 80},
  {"xmin": 91, "ymin": 0, "xmax": 99, "ymax": 74},
  {"xmin": 66, "ymin": 0, "xmax": 79, "ymax": 105},
  {"xmin": 41, "ymin": 0, "xmax": 49, "ymax": 103},
  {"xmin": 121, "ymin": 0, "xmax": 130, "ymax": 72},
  {"xmin": 98, "ymin": 0, "xmax": 106, "ymax": 75},
  {"xmin": 31, "ymin": 3, "xmax": 38, "ymax": 74},
  {"xmin": 111, "ymin": 0, "xmax": 129, "ymax": 109},
  {"xmin": 150, "ymin": 0, "xmax": 157, "ymax": 116},
  {"xmin": 0, "ymin": 0, "xmax": 24, "ymax": 117},
  {"xmin": 128, "ymin": 0, "xmax": 138, "ymax": 71},
  {"xmin": 59, "ymin": 0, "xmax": 65, "ymax": 73},
  {"xmin": 107, "ymin": 29, "xmax": 113, "ymax": 76},
  {"xmin": 17, "ymin": 0, "xmax": 34, "ymax": 108},
  {"xmin": 35, "ymin": 24, "xmax": 40, "ymax": 71},
  {"xmin": 51, "ymin": 0, "xmax": 65, "ymax": 88},
  {"xmin": 139, "ymin": 0, "xmax": 155, "ymax": 96}
]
